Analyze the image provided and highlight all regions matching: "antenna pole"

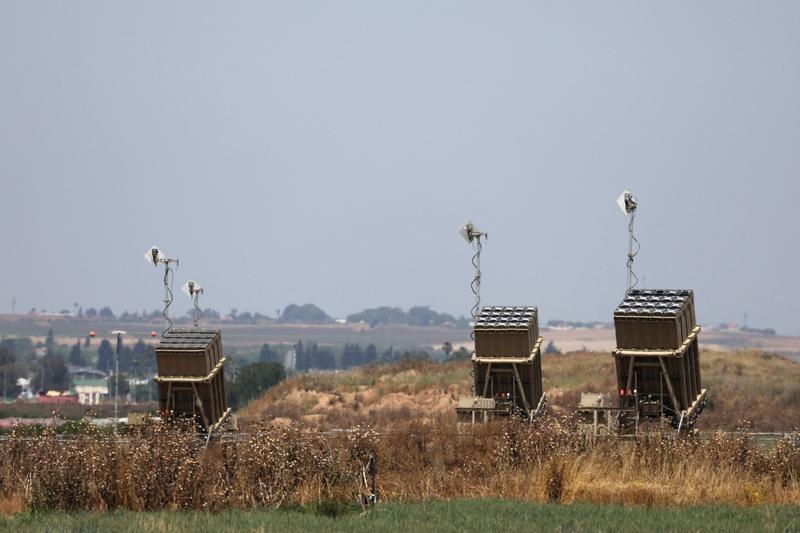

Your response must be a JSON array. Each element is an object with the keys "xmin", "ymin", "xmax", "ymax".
[
  {"xmin": 627, "ymin": 211, "xmax": 635, "ymax": 292},
  {"xmin": 161, "ymin": 258, "xmax": 178, "ymax": 336},
  {"xmin": 459, "ymin": 220, "xmax": 486, "ymax": 396},
  {"xmin": 625, "ymin": 209, "xmax": 640, "ymax": 294},
  {"xmin": 469, "ymin": 233, "xmax": 485, "ymax": 372},
  {"xmin": 618, "ymin": 190, "xmax": 639, "ymax": 294},
  {"xmin": 192, "ymin": 291, "xmax": 202, "ymax": 327},
  {"xmin": 471, "ymin": 236, "xmax": 482, "ymax": 321}
]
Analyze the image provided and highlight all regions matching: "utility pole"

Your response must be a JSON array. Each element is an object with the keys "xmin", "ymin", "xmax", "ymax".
[
  {"xmin": 11, "ymin": 297, "xmax": 15, "ymax": 315},
  {"xmin": 112, "ymin": 330, "xmax": 127, "ymax": 427}
]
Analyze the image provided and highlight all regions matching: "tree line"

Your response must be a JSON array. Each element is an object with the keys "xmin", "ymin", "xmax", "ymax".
[
  {"xmin": 0, "ymin": 330, "xmax": 158, "ymax": 398},
  {"xmin": 257, "ymin": 340, "xmax": 456, "ymax": 371},
  {"xmin": 32, "ymin": 303, "xmax": 469, "ymax": 328}
]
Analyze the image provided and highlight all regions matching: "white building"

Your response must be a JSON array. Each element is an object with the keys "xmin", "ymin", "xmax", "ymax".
[{"xmin": 73, "ymin": 378, "xmax": 108, "ymax": 405}]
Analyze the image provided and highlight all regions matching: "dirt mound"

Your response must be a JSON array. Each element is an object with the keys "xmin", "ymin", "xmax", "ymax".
[{"xmin": 241, "ymin": 350, "xmax": 800, "ymax": 431}]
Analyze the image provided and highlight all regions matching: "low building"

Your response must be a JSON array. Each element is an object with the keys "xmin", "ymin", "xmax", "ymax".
[
  {"xmin": 38, "ymin": 391, "xmax": 79, "ymax": 404},
  {"xmin": 73, "ymin": 378, "xmax": 108, "ymax": 405},
  {"xmin": 68, "ymin": 365, "xmax": 107, "ymax": 381}
]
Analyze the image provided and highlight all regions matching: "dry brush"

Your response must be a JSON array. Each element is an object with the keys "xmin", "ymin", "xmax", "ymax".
[{"xmin": 1, "ymin": 417, "xmax": 800, "ymax": 512}]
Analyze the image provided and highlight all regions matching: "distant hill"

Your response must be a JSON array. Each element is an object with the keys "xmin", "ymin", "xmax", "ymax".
[{"xmin": 241, "ymin": 349, "xmax": 800, "ymax": 432}]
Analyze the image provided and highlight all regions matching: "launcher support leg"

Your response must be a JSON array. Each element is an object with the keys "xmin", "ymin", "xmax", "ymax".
[
  {"xmin": 165, "ymin": 382, "xmax": 173, "ymax": 415},
  {"xmin": 658, "ymin": 357, "xmax": 680, "ymax": 414},
  {"xmin": 625, "ymin": 356, "xmax": 635, "ymax": 394},
  {"xmin": 679, "ymin": 357, "xmax": 689, "ymax": 411},
  {"xmin": 511, "ymin": 364, "xmax": 531, "ymax": 417},
  {"xmin": 482, "ymin": 363, "xmax": 492, "ymax": 397},
  {"xmin": 191, "ymin": 383, "xmax": 210, "ymax": 430}
]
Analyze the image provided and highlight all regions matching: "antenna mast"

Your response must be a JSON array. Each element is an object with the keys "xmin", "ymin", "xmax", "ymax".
[
  {"xmin": 182, "ymin": 280, "xmax": 204, "ymax": 327},
  {"xmin": 144, "ymin": 246, "xmax": 179, "ymax": 336},
  {"xmin": 459, "ymin": 220, "xmax": 487, "ymax": 322},
  {"xmin": 617, "ymin": 190, "xmax": 639, "ymax": 293}
]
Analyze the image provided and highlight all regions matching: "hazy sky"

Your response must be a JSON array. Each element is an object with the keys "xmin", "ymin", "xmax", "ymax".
[{"xmin": 1, "ymin": 2, "xmax": 799, "ymax": 333}]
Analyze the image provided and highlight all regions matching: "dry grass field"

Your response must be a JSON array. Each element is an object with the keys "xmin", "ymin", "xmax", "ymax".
[
  {"xmin": 242, "ymin": 349, "xmax": 800, "ymax": 432},
  {"xmin": 1, "ymin": 416, "xmax": 800, "ymax": 513},
  {"xmin": 1, "ymin": 349, "xmax": 799, "ymax": 516}
]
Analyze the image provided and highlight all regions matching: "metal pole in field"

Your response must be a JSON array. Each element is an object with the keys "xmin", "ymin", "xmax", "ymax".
[{"xmin": 112, "ymin": 330, "xmax": 127, "ymax": 427}]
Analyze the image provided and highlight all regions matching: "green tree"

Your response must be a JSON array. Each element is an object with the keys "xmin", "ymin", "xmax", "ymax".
[
  {"xmin": 442, "ymin": 342, "xmax": 453, "ymax": 359},
  {"xmin": 258, "ymin": 343, "xmax": 281, "ymax": 364},
  {"xmin": 544, "ymin": 340, "xmax": 561, "ymax": 355},
  {"xmin": 33, "ymin": 354, "xmax": 70, "ymax": 392},
  {"xmin": 236, "ymin": 311, "xmax": 254, "ymax": 324},
  {"xmin": 281, "ymin": 304, "xmax": 331, "ymax": 324},
  {"xmin": 97, "ymin": 339, "xmax": 114, "ymax": 373},
  {"xmin": 132, "ymin": 339, "xmax": 148, "ymax": 360},
  {"xmin": 117, "ymin": 345, "xmax": 133, "ymax": 373},
  {"xmin": 68, "ymin": 340, "xmax": 83, "ymax": 366},
  {"xmin": 407, "ymin": 306, "xmax": 456, "ymax": 326},
  {"xmin": 132, "ymin": 380, "xmax": 157, "ymax": 403},
  {"xmin": 108, "ymin": 372, "xmax": 131, "ymax": 398},
  {"xmin": 306, "ymin": 342, "xmax": 335, "ymax": 370},
  {"xmin": 342, "ymin": 343, "xmax": 364, "ymax": 368},
  {"xmin": 316, "ymin": 346, "xmax": 336, "ymax": 370},
  {"xmin": 0, "ymin": 347, "xmax": 23, "ymax": 399},
  {"xmin": 130, "ymin": 339, "xmax": 157, "ymax": 374},
  {"xmin": 294, "ymin": 341, "xmax": 308, "ymax": 370},
  {"xmin": 447, "ymin": 347, "xmax": 471, "ymax": 361},
  {"xmin": 228, "ymin": 362, "xmax": 285, "ymax": 408},
  {"xmin": 365, "ymin": 344, "xmax": 378, "ymax": 364},
  {"xmin": 98, "ymin": 307, "xmax": 115, "ymax": 319},
  {"xmin": 45, "ymin": 329, "xmax": 56, "ymax": 356},
  {"xmin": 346, "ymin": 306, "xmax": 406, "ymax": 326}
]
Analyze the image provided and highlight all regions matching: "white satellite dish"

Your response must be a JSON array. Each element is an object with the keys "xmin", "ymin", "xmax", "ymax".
[
  {"xmin": 459, "ymin": 220, "xmax": 486, "ymax": 243},
  {"xmin": 616, "ymin": 189, "xmax": 637, "ymax": 216},
  {"xmin": 144, "ymin": 246, "xmax": 165, "ymax": 266},
  {"xmin": 182, "ymin": 280, "xmax": 203, "ymax": 298}
]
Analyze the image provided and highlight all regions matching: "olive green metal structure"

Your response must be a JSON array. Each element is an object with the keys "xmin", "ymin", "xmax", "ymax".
[
  {"xmin": 457, "ymin": 306, "xmax": 546, "ymax": 422},
  {"xmin": 155, "ymin": 328, "xmax": 231, "ymax": 433},
  {"xmin": 613, "ymin": 289, "xmax": 707, "ymax": 431}
]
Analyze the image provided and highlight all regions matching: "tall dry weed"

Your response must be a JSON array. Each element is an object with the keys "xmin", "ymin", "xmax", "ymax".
[{"xmin": 1, "ymin": 416, "xmax": 800, "ymax": 512}]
